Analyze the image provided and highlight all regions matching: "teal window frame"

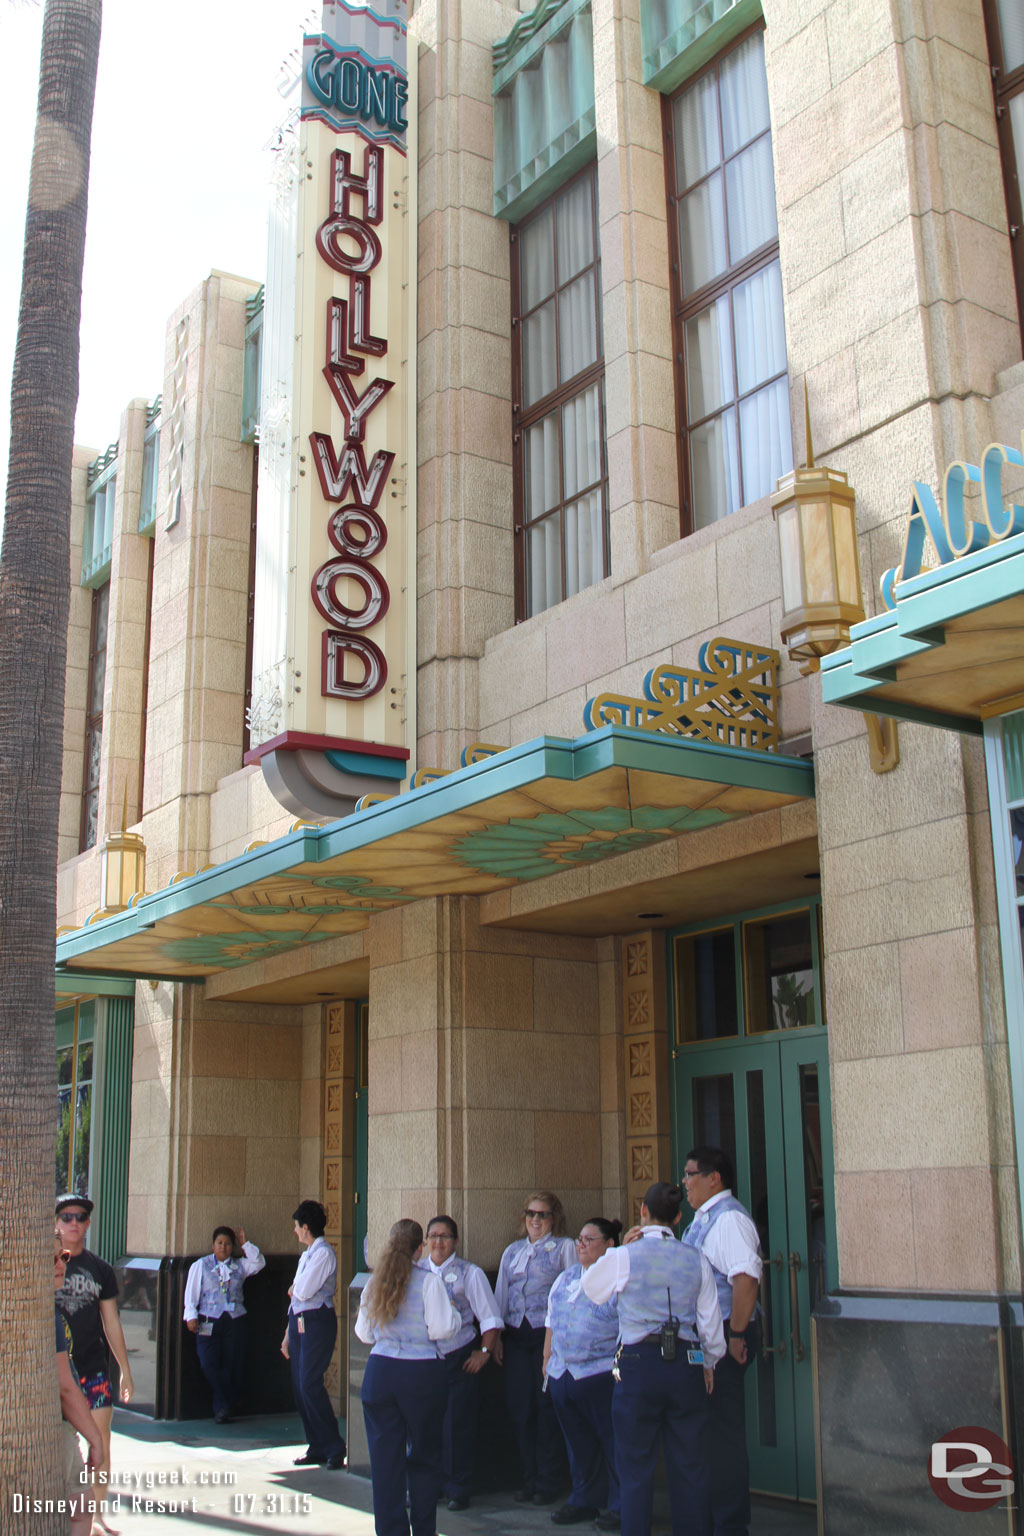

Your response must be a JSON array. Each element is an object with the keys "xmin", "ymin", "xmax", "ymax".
[
  {"xmin": 242, "ymin": 286, "xmax": 264, "ymax": 444},
  {"xmin": 137, "ymin": 399, "xmax": 161, "ymax": 535},
  {"xmin": 641, "ymin": 0, "xmax": 762, "ymax": 93},
  {"xmin": 56, "ymin": 1001, "xmax": 96, "ymax": 1200},
  {"xmin": 984, "ymin": 712, "xmax": 1024, "ymax": 1239},
  {"xmin": 82, "ymin": 442, "xmax": 118, "ymax": 587}
]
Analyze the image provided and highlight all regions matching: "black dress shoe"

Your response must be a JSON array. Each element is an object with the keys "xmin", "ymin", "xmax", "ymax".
[
  {"xmin": 533, "ymin": 1490, "xmax": 559, "ymax": 1506},
  {"xmin": 326, "ymin": 1451, "xmax": 347, "ymax": 1470},
  {"xmin": 447, "ymin": 1496, "xmax": 470, "ymax": 1511},
  {"xmin": 293, "ymin": 1453, "xmax": 326, "ymax": 1466},
  {"xmin": 213, "ymin": 1412, "xmax": 233, "ymax": 1424},
  {"xmin": 514, "ymin": 1487, "xmax": 536, "ymax": 1503},
  {"xmin": 551, "ymin": 1507, "xmax": 599, "ymax": 1525}
]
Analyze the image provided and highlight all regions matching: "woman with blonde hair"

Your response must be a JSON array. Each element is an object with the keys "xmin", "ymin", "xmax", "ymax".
[
  {"xmin": 493, "ymin": 1190, "xmax": 577, "ymax": 1503},
  {"xmin": 355, "ymin": 1218, "xmax": 460, "ymax": 1536}
]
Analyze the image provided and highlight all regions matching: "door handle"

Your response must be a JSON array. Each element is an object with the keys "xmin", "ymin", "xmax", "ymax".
[
  {"xmin": 761, "ymin": 1253, "xmax": 786, "ymax": 1359},
  {"xmin": 789, "ymin": 1252, "xmax": 805, "ymax": 1362}
]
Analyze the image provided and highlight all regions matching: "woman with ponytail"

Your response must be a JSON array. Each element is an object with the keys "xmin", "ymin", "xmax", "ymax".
[{"xmin": 355, "ymin": 1218, "xmax": 461, "ymax": 1536}]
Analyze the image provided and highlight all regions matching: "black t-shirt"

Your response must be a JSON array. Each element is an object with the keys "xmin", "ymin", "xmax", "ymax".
[
  {"xmin": 55, "ymin": 1250, "xmax": 118, "ymax": 1377},
  {"xmin": 56, "ymin": 1305, "xmax": 72, "ymax": 1357}
]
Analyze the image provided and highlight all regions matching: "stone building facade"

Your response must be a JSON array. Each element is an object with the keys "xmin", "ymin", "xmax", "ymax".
[{"xmin": 54, "ymin": 0, "xmax": 1024, "ymax": 1523}]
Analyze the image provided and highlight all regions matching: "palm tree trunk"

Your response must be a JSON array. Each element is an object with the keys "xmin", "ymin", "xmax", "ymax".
[{"xmin": 0, "ymin": 3, "xmax": 101, "ymax": 1528}]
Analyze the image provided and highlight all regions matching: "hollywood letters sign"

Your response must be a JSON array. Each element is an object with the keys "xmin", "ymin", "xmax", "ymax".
[{"xmin": 881, "ymin": 435, "xmax": 1024, "ymax": 608}]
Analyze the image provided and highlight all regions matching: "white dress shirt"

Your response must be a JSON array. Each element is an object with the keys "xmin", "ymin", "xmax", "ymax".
[
  {"xmin": 290, "ymin": 1236, "xmax": 337, "ymax": 1314},
  {"xmin": 581, "ymin": 1227, "xmax": 726, "ymax": 1367},
  {"xmin": 183, "ymin": 1242, "xmax": 265, "ymax": 1321},
  {"xmin": 429, "ymin": 1253, "xmax": 503, "ymax": 1353},
  {"xmin": 688, "ymin": 1190, "xmax": 763, "ymax": 1285},
  {"xmin": 354, "ymin": 1264, "xmax": 461, "ymax": 1344}
]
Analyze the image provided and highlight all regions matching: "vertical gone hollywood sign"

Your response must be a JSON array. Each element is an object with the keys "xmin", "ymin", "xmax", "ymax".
[{"xmin": 309, "ymin": 145, "xmax": 395, "ymax": 701}]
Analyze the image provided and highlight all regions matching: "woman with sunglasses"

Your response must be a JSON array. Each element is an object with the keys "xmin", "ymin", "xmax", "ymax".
[
  {"xmin": 493, "ymin": 1191, "xmax": 577, "ymax": 1504},
  {"xmin": 543, "ymin": 1218, "xmax": 623, "ymax": 1528}
]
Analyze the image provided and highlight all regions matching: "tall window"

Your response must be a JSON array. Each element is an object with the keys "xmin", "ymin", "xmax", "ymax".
[
  {"xmin": 984, "ymin": 0, "xmax": 1024, "ymax": 341},
  {"xmin": 512, "ymin": 166, "xmax": 609, "ymax": 618},
  {"xmin": 80, "ymin": 583, "xmax": 110, "ymax": 852},
  {"xmin": 666, "ymin": 28, "xmax": 792, "ymax": 532},
  {"xmin": 56, "ymin": 1002, "xmax": 95, "ymax": 1197}
]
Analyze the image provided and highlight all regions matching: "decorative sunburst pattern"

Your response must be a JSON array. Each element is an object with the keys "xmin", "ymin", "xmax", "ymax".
[{"xmin": 449, "ymin": 805, "xmax": 736, "ymax": 880}]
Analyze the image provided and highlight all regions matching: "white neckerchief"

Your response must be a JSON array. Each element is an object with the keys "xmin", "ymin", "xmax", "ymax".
[{"xmin": 509, "ymin": 1233, "xmax": 555, "ymax": 1276}]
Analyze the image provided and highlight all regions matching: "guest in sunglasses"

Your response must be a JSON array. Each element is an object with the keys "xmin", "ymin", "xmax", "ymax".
[
  {"xmin": 54, "ymin": 1234, "xmax": 103, "ymax": 1536},
  {"xmin": 493, "ymin": 1191, "xmax": 577, "ymax": 1504}
]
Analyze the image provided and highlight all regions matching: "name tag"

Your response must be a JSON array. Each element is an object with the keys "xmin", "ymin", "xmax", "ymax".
[
  {"xmin": 297, "ymin": 1315, "xmax": 305, "ymax": 1334},
  {"xmin": 444, "ymin": 1271, "xmax": 457, "ymax": 1286},
  {"xmin": 198, "ymin": 1322, "xmax": 213, "ymax": 1338},
  {"xmin": 564, "ymin": 1280, "xmax": 581, "ymax": 1302},
  {"xmin": 687, "ymin": 1348, "xmax": 705, "ymax": 1366}
]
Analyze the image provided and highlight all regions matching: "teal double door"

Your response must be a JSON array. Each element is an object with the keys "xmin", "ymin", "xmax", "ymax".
[{"xmin": 669, "ymin": 902, "xmax": 836, "ymax": 1504}]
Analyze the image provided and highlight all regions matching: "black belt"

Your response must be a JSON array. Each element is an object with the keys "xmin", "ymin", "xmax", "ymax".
[{"xmin": 638, "ymin": 1331, "xmax": 697, "ymax": 1346}]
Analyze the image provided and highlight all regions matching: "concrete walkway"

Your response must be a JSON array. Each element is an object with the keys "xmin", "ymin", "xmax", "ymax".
[{"xmin": 96, "ymin": 1411, "xmax": 817, "ymax": 1536}]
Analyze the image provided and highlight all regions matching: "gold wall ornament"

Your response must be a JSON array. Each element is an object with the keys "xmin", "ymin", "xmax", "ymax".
[
  {"xmin": 584, "ymin": 638, "xmax": 780, "ymax": 752},
  {"xmin": 772, "ymin": 387, "xmax": 899, "ymax": 774}
]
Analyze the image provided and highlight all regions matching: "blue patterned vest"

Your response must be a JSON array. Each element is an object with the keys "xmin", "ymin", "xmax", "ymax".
[
  {"xmin": 681, "ymin": 1193, "xmax": 752, "ymax": 1320},
  {"xmin": 617, "ymin": 1231, "xmax": 702, "ymax": 1345},
  {"xmin": 197, "ymin": 1255, "xmax": 248, "ymax": 1319},
  {"xmin": 433, "ymin": 1256, "xmax": 477, "ymax": 1354},
  {"xmin": 368, "ymin": 1263, "xmax": 442, "ymax": 1360},
  {"xmin": 503, "ymin": 1237, "xmax": 574, "ymax": 1328},
  {"xmin": 546, "ymin": 1264, "xmax": 619, "ymax": 1380}
]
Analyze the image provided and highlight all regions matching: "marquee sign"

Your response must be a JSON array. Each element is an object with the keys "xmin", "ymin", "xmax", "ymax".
[
  {"xmin": 881, "ymin": 433, "xmax": 1024, "ymax": 608},
  {"xmin": 248, "ymin": 0, "xmax": 413, "ymax": 819}
]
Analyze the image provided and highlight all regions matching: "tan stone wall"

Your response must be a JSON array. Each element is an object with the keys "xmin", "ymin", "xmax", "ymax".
[{"xmin": 365, "ymin": 895, "xmax": 623, "ymax": 1268}]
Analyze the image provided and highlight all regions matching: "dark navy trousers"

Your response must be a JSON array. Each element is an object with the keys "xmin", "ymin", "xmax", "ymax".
[
  {"xmin": 361, "ymin": 1353, "xmax": 448, "ymax": 1536},
  {"xmin": 549, "ymin": 1368, "xmax": 619, "ymax": 1513},
  {"xmin": 612, "ymin": 1342, "xmax": 711, "ymax": 1536},
  {"xmin": 442, "ymin": 1341, "xmax": 481, "ymax": 1498},
  {"xmin": 709, "ymin": 1328, "xmax": 756, "ymax": 1535},
  {"xmin": 288, "ymin": 1305, "xmax": 345, "ymax": 1461},
  {"xmin": 504, "ymin": 1321, "xmax": 565, "ymax": 1494},
  {"xmin": 195, "ymin": 1312, "xmax": 247, "ymax": 1418}
]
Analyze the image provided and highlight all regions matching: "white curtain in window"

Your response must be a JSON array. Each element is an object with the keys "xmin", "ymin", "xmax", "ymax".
[
  {"xmin": 685, "ymin": 297, "xmax": 733, "ymax": 423},
  {"xmin": 719, "ymin": 32, "xmax": 770, "ymax": 155},
  {"xmin": 997, "ymin": 0, "xmax": 1024, "ymax": 72},
  {"xmin": 521, "ymin": 206, "xmax": 554, "ymax": 310},
  {"xmin": 733, "ymin": 261, "xmax": 786, "ymax": 395},
  {"xmin": 527, "ymin": 516, "xmax": 562, "ymax": 615},
  {"xmin": 525, "ymin": 412, "xmax": 561, "ymax": 521},
  {"xmin": 562, "ymin": 383, "xmax": 601, "ymax": 499},
  {"xmin": 524, "ymin": 300, "xmax": 557, "ymax": 407},
  {"xmin": 739, "ymin": 377, "xmax": 793, "ymax": 504},
  {"xmin": 556, "ymin": 176, "xmax": 594, "ymax": 283},
  {"xmin": 565, "ymin": 490, "xmax": 604, "ymax": 598},
  {"xmin": 559, "ymin": 271, "xmax": 598, "ymax": 383},
  {"xmin": 673, "ymin": 70, "xmax": 720, "ymax": 190},
  {"xmin": 692, "ymin": 409, "xmax": 739, "ymax": 528},
  {"xmin": 1011, "ymin": 93, "xmax": 1024, "ymax": 197},
  {"xmin": 679, "ymin": 174, "xmax": 728, "ymax": 297},
  {"xmin": 726, "ymin": 136, "xmax": 778, "ymax": 265}
]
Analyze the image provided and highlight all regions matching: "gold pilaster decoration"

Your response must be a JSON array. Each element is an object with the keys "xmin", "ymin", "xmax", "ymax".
[
  {"xmin": 586, "ymin": 640, "xmax": 780, "ymax": 752},
  {"xmin": 620, "ymin": 933, "xmax": 672, "ymax": 1226},
  {"xmin": 771, "ymin": 386, "xmax": 899, "ymax": 774},
  {"xmin": 322, "ymin": 1001, "xmax": 353, "ymax": 1406}
]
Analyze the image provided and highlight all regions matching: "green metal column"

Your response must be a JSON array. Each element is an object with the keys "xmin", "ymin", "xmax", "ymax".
[{"xmin": 94, "ymin": 994, "xmax": 134, "ymax": 1263}]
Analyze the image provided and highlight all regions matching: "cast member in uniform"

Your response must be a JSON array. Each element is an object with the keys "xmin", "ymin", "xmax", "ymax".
[
  {"xmin": 425, "ymin": 1214, "xmax": 503, "ymax": 1511},
  {"xmin": 183, "ymin": 1224, "xmax": 266, "ymax": 1422},
  {"xmin": 582, "ymin": 1182, "xmax": 725, "ymax": 1536},
  {"xmin": 54, "ymin": 1193, "xmax": 134, "ymax": 1489},
  {"xmin": 54, "ymin": 1234, "xmax": 103, "ymax": 1536},
  {"xmin": 493, "ymin": 1190, "xmax": 577, "ymax": 1503},
  {"xmin": 681, "ymin": 1147, "xmax": 763, "ymax": 1536},
  {"xmin": 543, "ymin": 1217, "xmax": 622, "ymax": 1529},
  {"xmin": 280, "ymin": 1200, "xmax": 346, "ymax": 1469},
  {"xmin": 356, "ymin": 1218, "xmax": 461, "ymax": 1536}
]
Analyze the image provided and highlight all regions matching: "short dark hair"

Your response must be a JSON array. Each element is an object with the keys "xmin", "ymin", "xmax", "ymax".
[
  {"xmin": 426, "ymin": 1215, "xmax": 458, "ymax": 1241},
  {"xmin": 685, "ymin": 1146, "xmax": 735, "ymax": 1190},
  {"xmin": 292, "ymin": 1200, "xmax": 327, "ymax": 1237},
  {"xmin": 212, "ymin": 1226, "xmax": 235, "ymax": 1246},
  {"xmin": 582, "ymin": 1217, "xmax": 622, "ymax": 1246},
  {"xmin": 643, "ymin": 1182, "xmax": 684, "ymax": 1224}
]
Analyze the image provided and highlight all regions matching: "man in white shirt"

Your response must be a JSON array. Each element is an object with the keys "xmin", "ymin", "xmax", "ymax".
[
  {"xmin": 681, "ymin": 1148, "xmax": 763, "ymax": 1536},
  {"xmin": 280, "ymin": 1200, "xmax": 346, "ymax": 1469}
]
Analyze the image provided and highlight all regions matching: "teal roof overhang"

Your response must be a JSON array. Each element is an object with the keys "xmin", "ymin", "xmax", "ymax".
[
  {"xmin": 54, "ymin": 726, "xmax": 814, "ymax": 985},
  {"xmin": 821, "ymin": 530, "xmax": 1024, "ymax": 735}
]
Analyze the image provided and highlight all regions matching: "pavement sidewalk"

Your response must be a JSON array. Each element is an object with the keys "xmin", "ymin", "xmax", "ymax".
[{"xmin": 95, "ymin": 1411, "xmax": 817, "ymax": 1536}]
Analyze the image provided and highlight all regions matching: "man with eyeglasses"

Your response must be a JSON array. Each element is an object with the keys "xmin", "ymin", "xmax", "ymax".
[
  {"xmin": 54, "ymin": 1194, "xmax": 134, "ymax": 1485},
  {"xmin": 680, "ymin": 1149, "xmax": 762, "ymax": 1536}
]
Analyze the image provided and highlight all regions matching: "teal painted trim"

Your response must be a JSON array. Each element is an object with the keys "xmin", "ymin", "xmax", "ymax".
[
  {"xmin": 492, "ymin": 0, "xmax": 594, "ymax": 222},
  {"xmin": 94, "ymin": 996, "xmax": 133, "ymax": 1264},
  {"xmin": 494, "ymin": 125, "xmax": 596, "ymax": 224},
  {"xmin": 642, "ymin": 0, "xmax": 761, "ymax": 93},
  {"xmin": 493, "ymin": 0, "xmax": 585, "ymax": 82},
  {"xmin": 55, "ymin": 728, "xmax": 814, "ymax": 970},
  {"xmin": 984, "ymin": 720, "xmax": 1024, "ymax": 1264},
  {"xmin": 86, "ymin": 441, "xmax": 118, "ymax": 489},
  {"xmin": 1004, "ymin": 713, "xmax": 1024, "ymax": 803},
  {"xmin": 325, "ymin": 748, "xmax": 407, "ymax": 780},
  {"xmin": 81, "ymin": 556, "xmax": 113, "ymax": 590},
  {"xmin": 56, "ymin": 971, "xmax": 136, "ymax": 997},
  {"xmin": 822, "ymin": 529, "xmax": 1024, "ymax": 730}
]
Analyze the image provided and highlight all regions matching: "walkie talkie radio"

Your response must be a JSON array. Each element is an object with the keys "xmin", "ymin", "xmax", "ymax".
[{"xmin": 660, "ymin": 1287, "xmax": 680, "ymax": 1361}]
